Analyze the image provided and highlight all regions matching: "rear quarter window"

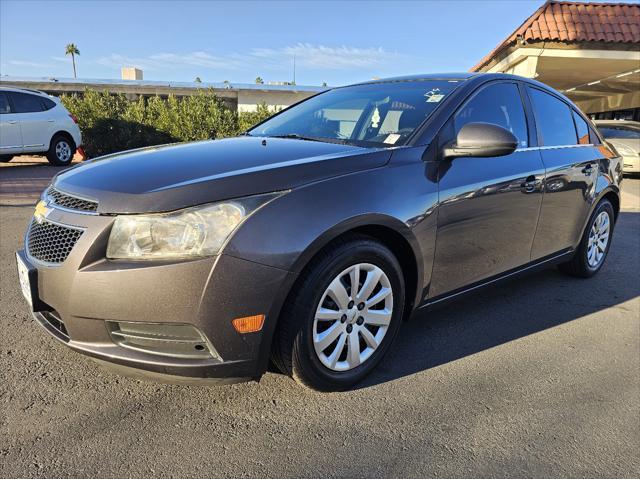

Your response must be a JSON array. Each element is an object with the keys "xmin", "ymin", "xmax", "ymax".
[
  {"xmin": 528, "ymin": 88, "xmax": 577, "ymax": 147},
  {"xmin": 41, "ymin": 97, "xmax": 56, "ymax": 110}
]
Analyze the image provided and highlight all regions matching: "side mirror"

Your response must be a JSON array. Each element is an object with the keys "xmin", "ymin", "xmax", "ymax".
[{"xmin": 443, "ymin": 122, "xmax": 518, "ymax": 159}]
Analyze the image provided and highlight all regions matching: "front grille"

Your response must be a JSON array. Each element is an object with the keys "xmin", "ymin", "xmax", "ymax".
[
  {"xmin": 27, "ymin": 219, "xmax": 83, "ymax": 264},
  {"xmin": 46, "ymin": 187, "xmax": 98, "ymax": 213}
]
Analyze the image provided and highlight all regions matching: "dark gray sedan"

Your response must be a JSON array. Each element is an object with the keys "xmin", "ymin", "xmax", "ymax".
[{"xmin": 16, "ymin": 73, "xmax": 622, "ymax": 391}]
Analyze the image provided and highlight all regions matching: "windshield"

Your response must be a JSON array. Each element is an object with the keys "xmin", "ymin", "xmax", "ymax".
[
  {"xmin": 248, "ymin": 80, "xmax": 462, "ymax": 147},
  {"xmin": 598, "ymin": 126, "xmax": 640, "ymax": 140}
]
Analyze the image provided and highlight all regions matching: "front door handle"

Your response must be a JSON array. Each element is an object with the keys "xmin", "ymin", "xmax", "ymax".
[
  {"xmin": 47, "ymin": 119, "xmax": 55, "ymax": 122},
  {"xmin": 7, "ymin": 120, "xmax": 18, "ymax": 124},
  {"xmin": 522, "ymin": 175, "xmax": 540, "ymax": 193},
  {"xmin": 582, "ymin": 164, "xmax": 595, "ymax": 176}
]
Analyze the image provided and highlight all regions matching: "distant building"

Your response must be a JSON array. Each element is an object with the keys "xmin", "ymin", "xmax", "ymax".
[
  {"xmin": 0, "ymin": 76, "xmax": 325, "ymax": 113},
  {"xmin": 471, "ymin": 0, "xmax": 639, "ymax": 121},
  {"xmin": 121, "ymin": 67, "xmax": 143, "ymax": 81}
]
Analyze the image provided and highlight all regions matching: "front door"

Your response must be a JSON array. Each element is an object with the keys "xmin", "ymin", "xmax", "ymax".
[{"xmin": 429, "ymin": 81, "xmax": 545, "ymax": 297}]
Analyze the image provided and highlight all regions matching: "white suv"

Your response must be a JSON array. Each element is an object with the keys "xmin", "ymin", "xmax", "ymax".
[{"xmin": 0, "ymin": 87, "xmax": 83, "ymax": 166}]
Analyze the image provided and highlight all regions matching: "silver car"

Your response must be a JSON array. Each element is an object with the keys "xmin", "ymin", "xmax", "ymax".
[{"xmin": 594, "ymin": 120, "xmax": 640, "ymax": 174}]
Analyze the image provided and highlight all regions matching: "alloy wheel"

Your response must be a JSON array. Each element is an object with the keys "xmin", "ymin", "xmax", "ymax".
[
  {"xmin": 313, "ymin": 263, "xmax": 393, "ymax": 372},
  {"xmin": 587, "ymin": 211, "xmax": 610, "ymax": 268},
  {"xmin": 56, "ymin": 141, "xmax": 72, "ymax": 162}
]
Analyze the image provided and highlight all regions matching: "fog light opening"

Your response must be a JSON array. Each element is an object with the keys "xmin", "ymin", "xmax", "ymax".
[{"xmin": 106, "ymin": 321, "xmax": 221, "ymax": 360}]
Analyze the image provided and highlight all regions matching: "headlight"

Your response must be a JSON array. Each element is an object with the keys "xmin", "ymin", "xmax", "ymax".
[{"xmin": 106, "ymin": 192, "xmax": 284, "ymax": 260}]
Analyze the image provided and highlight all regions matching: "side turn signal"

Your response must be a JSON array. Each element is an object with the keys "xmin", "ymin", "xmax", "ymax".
[{"xmin": 232, "ymin": 314, "xmax": 265, "ymax": 334}]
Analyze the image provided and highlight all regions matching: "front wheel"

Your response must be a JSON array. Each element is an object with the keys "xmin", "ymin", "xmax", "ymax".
[
  {"xmin": 272, "ymin": 236, "xmax": 405, "ymax": 391},
  {"xmin": 46, "ymin": 135, "xmax": 75, "ymax": 166},
  {"xmin": 0, "ymin": 155, "xmax": 13, "ymax": 162},
  {"xmin": 558, "ymin": 199, "xmax": 615, "ymax": 278}
]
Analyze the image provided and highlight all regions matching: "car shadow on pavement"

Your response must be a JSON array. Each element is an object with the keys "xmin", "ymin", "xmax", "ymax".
[{"xmin": 356, "ymin": 211, "xmax": 639, "ymax": 390}]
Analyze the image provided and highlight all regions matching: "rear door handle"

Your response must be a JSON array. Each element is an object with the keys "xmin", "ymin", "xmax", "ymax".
[
  {"xmin": 7, "ymin": 120, "xmax": 18, "ymax": 124},
  {"xmin": 582, "ymin": 164, "xmax": 594, "ymax": 176},
  {"xmin": 47, "ymin": 119, "xmax": 55, "ymax": 122}
]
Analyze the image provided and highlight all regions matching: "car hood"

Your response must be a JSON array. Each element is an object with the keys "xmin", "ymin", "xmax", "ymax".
[
  {"xmin": 53, "ymin": 136, "xmax": 392, "ymax": 214},
  {"xmin": 606, "ymin": 138, "xmax": 639, "ymax": 154}
]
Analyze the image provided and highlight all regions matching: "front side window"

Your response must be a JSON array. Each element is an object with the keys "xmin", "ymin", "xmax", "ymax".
[
  {"xmin": 249, "ymin": 80, "xmax": 462, "ymax": 147},
  {"xmin": 454, "ymin": 82, "xmax": 528, "ymax": 148},
  {"xmin": 9, "ymin": 92, "xmax": 44, "ymax": 113},
  {"xmin": 528, "ymin": 88, "xmax": 577, "ymax": 146},
  {"xmin": 0, "ymin": 92, "xmax": 10, "ymax": 114},
  {"xmin": 597, "ymin": 126, "xmax": 640, "ymax": 140}
]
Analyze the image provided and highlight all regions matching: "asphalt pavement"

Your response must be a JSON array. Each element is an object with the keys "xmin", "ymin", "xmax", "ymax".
[{"xmin": 0, "ymin": 163, "xmax": 638, "ymax": 478}]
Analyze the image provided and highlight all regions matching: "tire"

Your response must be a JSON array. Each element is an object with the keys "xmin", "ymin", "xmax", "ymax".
[
  {"xmin": 558, "ymin": 199, "xmax": 615, "ymax": 278},
  {"xmin": 0, "ymin": 155, "xmax": 13, "ymax": 162},
  {"xmin": 46, "ymin": 135, "xmax": 75, "ymax": 166},
  {"xmin": 272, "ymin": 235, "xmax": 405, "ymax": 391}
]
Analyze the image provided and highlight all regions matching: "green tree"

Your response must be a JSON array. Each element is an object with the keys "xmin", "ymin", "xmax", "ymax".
[
  {"xmin": 194, "ymin": 77, "xmax": 202, "ymax": 83},
  {"xmin": 255, "ymin": 76, "xmax": 264, "ymax": 84},
  {"xmin": 65, "ymin": 43, "xmax": 80, "ymax": 78}
]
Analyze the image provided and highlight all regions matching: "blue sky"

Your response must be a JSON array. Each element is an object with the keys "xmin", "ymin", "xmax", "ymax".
[{"xmin": 1, "ymin": 0, "xmax": 637, "ymax": 86}]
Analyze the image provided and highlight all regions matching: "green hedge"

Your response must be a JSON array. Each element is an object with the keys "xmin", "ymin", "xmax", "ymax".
[{"xmin": 60, "ymin": 90, "xmax": 276, "ymax": 157}]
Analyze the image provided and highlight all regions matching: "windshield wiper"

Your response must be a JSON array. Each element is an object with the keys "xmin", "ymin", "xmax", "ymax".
[
  {"xmin": 269, "ymin": 133, "xmax": 323, "ymax": 142},
  {"xmin": 269, "ymin": 134, "xmax": 353, "ymax": 145}
]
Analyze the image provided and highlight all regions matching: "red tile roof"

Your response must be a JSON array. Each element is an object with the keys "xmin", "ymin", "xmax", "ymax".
[{"xmin": 472, "ymin": 1, "xmax": 640, "ymax": 71}]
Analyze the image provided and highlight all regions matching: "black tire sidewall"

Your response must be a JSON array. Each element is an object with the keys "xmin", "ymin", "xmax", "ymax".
[
  {"xmin": 291, "ymin": 239, "xmax": 405, "ymax": 390},
  {"xmin": 47, "ymin": 136, "xmax": 75, "ymax": 166}
]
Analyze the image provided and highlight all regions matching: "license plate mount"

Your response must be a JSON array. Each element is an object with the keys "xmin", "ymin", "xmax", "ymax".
[{"xmin": 15, "ymin": 251, "xmax": 46, "ymax": 312}]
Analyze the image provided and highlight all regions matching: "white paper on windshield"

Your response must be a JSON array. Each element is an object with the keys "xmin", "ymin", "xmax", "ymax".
[
  {"xmin": 384, "ymin": 133, "xmax": 401, "ymax": 144},
  {"xmin": 425, "ymin": 88, "xmax": 445, "ymax": 103}
]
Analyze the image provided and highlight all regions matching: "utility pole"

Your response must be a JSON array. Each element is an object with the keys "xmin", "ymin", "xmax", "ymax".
[{"xmin": 293, "ymin": 55, "xmax": 296, "ymax": 85}]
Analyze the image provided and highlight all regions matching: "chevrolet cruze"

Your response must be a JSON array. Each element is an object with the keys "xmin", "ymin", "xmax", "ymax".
[{"xmin": 16, "ymin": 73, "xmax": 622, "ymax": 391}]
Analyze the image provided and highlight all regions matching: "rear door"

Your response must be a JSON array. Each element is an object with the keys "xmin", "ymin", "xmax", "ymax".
[
  {"xmin": 526, "ymin": 87, "xmax": 599, "ymax": 259},
  {"xmin": 429, "ymin": 81, "xmax": 545, "ymax": 297},
  {"xmin": 0, "ymin": 91, "xmax": 23, "ymax": 154},
  {"xmin": 8, "ymin": 91, "xmax": 52, "ymax": 153}
]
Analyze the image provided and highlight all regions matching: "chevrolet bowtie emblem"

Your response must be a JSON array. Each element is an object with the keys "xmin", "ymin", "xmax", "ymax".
[{"xmin": 34, "ymin": 200, "xmax": 51, "ymax": 224}]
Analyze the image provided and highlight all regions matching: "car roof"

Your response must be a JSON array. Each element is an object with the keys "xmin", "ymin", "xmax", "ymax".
[
  {"xmin": 0, "ymin": 86, "xmax": 50, "ymax": 97},
  {"xmin": 352, "ymin": 72, "xmax": 478, "ymax": 86}
]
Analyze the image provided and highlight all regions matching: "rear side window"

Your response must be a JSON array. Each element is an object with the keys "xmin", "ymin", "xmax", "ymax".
[
  {"xmin": 573, "ymin": 111, "xmax": 590, "ymax": 145},
  {"xmin": 455, "ymin": 82, "xmax": 528, "ymax": 148},
  {"xmin": 0, "ymin": 92, "xmax": 10, "ymax": 114},
  {"xmin": 9, "ymin": 92, "xmax": 45, "ymax": 113},
  {"xmin": 528, "ymin": 88, "xmax": 576, "ymax": 146}
]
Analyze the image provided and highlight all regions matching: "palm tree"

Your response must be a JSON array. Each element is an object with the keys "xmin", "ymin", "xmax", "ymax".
[
  {"xmin": 65, "ymin": 43, "xmax": 80, "ymax": 78},
  {"xmin": 255, "ymin": 76, "xmax": 264, "ymax": 85}
]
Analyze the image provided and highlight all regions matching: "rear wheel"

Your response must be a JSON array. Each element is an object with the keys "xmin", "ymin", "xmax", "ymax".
[
  {"xmin": 558, "ymin": 199, "xmax": 614, "ymax": 278},
  {"xmin": 46, "ymin": 135, "xmax": 75, "ymax": 166},
  {"xmin": 272, "ymin": 236, "xmax": 405, "ymax": 391},
  {"xmin": 0, "ymin": 155, "xmax": 13, "ymax": 162}
]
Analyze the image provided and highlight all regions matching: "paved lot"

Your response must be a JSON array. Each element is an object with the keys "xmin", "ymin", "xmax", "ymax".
[{"xmin": 0, "ymin": 162, "xmax": 638, "ymax": 477}]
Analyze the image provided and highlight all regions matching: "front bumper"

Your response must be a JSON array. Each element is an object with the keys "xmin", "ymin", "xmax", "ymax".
[{"xmin": 18, "ymin": 206, "xmax": 295, "ymax": 383}]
